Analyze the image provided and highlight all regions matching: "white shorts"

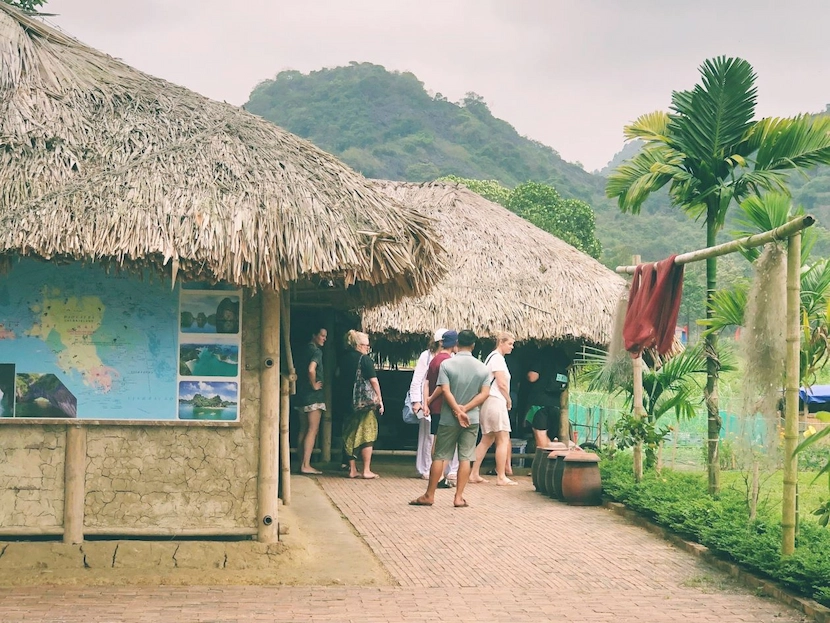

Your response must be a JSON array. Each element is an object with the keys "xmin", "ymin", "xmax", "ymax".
[{"xmin": 479, "ymin": 396, "xmax": 511, "ymax": 434}]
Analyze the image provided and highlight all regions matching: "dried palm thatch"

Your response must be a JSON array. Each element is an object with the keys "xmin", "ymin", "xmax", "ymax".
[
  {"xmin": 363, "ymin": 181, "xmax": 627, "ymax": 350},
  {"xmin": 0, "ymin": 5, "xmax": 445, "ymax": 303}
]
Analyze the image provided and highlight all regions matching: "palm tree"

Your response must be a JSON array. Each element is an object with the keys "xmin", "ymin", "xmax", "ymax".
[{"xmin": 606, "ymin": 56, "xmax": 830, "ymax": 494}]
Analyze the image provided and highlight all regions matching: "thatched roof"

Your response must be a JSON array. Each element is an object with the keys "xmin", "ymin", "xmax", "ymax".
[
  {"xmin": 0, "ymin": 5, "xmax": 444, "ymax": 302},
  {"xmin": 362, "ymin": 181, "xmax": 628, "ymax": 350}
]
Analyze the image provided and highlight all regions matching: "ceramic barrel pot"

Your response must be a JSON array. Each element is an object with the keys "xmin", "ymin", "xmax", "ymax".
[
  {"xmin": 561, "ymin": 452, "xmax": 602, "ymax": 506},
  {"xmin": 531, "ymin": 443, "xmax": 565, "ymax": 491},
  {"xmin": 537, "ymin": 443, "xmax": 566, "ymax": 495},
  {"xmin": 551, "ymin": 450, "xmax": 573, "ymax": 500},
  {"xmin": 545, "ymin": 450, "xmax": 569, "ymax": 499}
]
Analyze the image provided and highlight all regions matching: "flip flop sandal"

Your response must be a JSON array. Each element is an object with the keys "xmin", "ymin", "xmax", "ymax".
[{"xmin": 409, "ymin": 499, "xmax": 433, "ymax": 506}]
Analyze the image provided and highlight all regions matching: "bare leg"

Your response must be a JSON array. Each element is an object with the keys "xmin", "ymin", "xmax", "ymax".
[
  {"xmin": 348, "ymin": 458, "xmax": 359, "ymax": 478},
  {"xmin": 454, "ymin": 460, "xmax": 472, "ymax": 507},
  {"xmin": 494, "ymin": 431, "xmax": 516, "ymax": 485},
  {"xmin": 361, "ymin": 445, "xmax": 378, "ymax": 479},
  {"xmin": 297, "ymin": 411, "xmax": 308, "ymax": 469},
  {"xmin": 504, "ymin": 442, "xmax": 514, "ymax": 476},
  {"xmin": 470, "ymin": 432, "xmax": 495, "ymax": 483},
  {"xmin": 411, "ymin": 458, "xmax": 445, "ymax": 505},
  {"xmin": 533, "ymin": 428, "xmax": 551, "ymax": 450},
  {"xmin": 300, "ymin": 409, "xmax": 323, "ymax": 473}
]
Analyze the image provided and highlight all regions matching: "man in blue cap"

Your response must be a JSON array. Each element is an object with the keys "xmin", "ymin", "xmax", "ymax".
[{"xmin": 422, "ymin": 329, "xmax": 459, "ymax": 487}]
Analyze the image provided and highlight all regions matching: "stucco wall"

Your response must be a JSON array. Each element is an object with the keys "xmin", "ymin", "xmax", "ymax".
[
  {"xmin": 0, "ymin": 425, "xmax": 65, "ymax": 528},
  {"xmin": 0, "ymin": 290, "xmax": 264, "ymax": 532}
]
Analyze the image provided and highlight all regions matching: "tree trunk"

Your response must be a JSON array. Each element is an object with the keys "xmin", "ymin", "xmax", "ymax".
[{"xmin": 705, "ymin": 214, "xmax": 722, "ymax": 495}]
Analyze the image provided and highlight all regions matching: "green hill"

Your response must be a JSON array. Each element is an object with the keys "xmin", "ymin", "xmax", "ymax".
[
  {"xmin": 246, "ymin": 62, "xmax": 604, "ymax": 200},
  {"xmin": 246, "ymin": 63, "xmax": 714, "ymax": 268},
  {"xmin": 245, "ymin": 64, "xmax": 830, "ymax": 342}
]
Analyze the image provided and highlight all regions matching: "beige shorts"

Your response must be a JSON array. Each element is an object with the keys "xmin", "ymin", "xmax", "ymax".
[{"xmin": 480, "ymin": 396, "xmax": 511, "ymax": 434}]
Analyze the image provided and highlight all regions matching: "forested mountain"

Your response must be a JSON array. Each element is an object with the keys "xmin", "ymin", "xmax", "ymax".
[
  {"xmin": 246, "ymin": 62, "xmax": 603, "ymax": 200},
  {"xmin": 245, "ymin": 63, "xmax": 830, "ymax": 275}
]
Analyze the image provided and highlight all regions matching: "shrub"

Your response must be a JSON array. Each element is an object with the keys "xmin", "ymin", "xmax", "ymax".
[{"xmin": 601, "ymin": 454, "xmax": 830, "ymax": 606}]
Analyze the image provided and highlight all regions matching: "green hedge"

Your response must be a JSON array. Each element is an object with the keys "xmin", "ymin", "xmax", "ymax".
[{"xmin": 601, "ymin": 455, "xmax": 830, "ymax": 606}]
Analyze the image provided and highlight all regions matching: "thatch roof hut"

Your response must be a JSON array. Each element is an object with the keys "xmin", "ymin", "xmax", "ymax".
[
  {"xmin": 0, "ymin": 5, "xmax": 447, "ymax": 546},
  {"xmin": 363, "ymin": 181, "xmax": 627, "ymax": 356},
  {"xmin": 0, "ymin": 4, "xmax": 444, "ymax": 303}
]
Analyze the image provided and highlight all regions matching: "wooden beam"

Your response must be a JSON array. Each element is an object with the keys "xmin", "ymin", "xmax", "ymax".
[
  {"xmin": 0, "ymin": 527, "xmax": 64, "ymax": 537},
  {"xmin": 257, "ymin": 288, "xmax": 280, "ymax": 543},
  {"xmin": 83, "ymin": 527, "xmax": 258, "ymax": 537},
  {"xmin": 63, "ymin": 424, "xmax": 86, "ymax": 544}
]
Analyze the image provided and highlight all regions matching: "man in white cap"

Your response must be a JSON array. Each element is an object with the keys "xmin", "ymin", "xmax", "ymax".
[{"xmin": 409, "ymin": 328, "xmax": 448, "ymax": 479}]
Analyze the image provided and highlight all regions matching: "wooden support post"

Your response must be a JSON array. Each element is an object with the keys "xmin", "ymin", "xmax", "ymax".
[
  {"xmin": 321, "ymin": 310, "xmax": 335, "ymax": 462},
  {"xmin": 279, "ymin": 291, "xmax": 294, "ymax": 506},
  {"xmin": 782, "ymin": 232, "xmax": 801, "ymax": 556},
  {"xmin": 63, "ymin": 424, "xmax": 86, "ymax": 544},
  {"xmin": 257, "ymin": 288, "xmax": 280, "ymax": 543}
]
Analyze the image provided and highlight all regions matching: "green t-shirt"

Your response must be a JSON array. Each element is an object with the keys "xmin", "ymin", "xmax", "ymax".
[{"xmin": 437, "ymin": 352, "xmax": 490, "ymax": 427}]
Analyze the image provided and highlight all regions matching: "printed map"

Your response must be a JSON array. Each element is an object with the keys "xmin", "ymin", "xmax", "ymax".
[{"xmin": 0, "ymin": 259, "xmax": 179, "ymax": 419}]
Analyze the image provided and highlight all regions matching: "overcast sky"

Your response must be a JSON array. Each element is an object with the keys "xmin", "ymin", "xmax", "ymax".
[{"xmin": 43, "ymin": 0, "xmax": 830, "ymax": 172}]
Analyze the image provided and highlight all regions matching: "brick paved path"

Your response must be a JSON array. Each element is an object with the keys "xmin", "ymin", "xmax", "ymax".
[{"xmin": 0, "ymin": 473, "xmax": 809, "ymax": 622}]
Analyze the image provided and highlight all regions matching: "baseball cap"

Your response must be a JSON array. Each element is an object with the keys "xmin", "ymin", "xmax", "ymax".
[
  {"xmin": 433, "ymin": 328, "xmax": 448, "ymax": 342},
  {"xmin": 441, "ymin": 330, "xmax": 458, "ymax": 348}
]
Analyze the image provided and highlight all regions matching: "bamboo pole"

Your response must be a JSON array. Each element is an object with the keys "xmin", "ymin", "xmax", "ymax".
[
  {"xmin": 279, "ymin": 290, "xmax": 295, "ymax": 506},
  {"xmin": 632, "ymin": 354, "xmax": 645, "ymax": 482},
  {"xmin": 782, "ymin": 231, "xmax": 801, "ymax": 556},
  {"xmin": 321, "ymin": 309, "xmax": 335, "ymax": 462},
  {"xmin": 257, "ymin": 288, "xmax": 280, "ymax": 543},
  {"xmin": 559, "ymin": 386, "xmax": 570, "ymax": 444},
  {"xmin": 63, "ymin": 424, "xmax": 86, "ymax": 544},
  {"xmin": 615, "ymin": 215, "xmax": 815, "ymax": 274},
  {"xmin": 628, "ymin": 254, "xmax": 646, "ymax": 482}
]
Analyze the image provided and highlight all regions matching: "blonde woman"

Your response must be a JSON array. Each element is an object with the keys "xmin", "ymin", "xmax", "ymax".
[
  {"xmin": 470, "ymin": 331, "xmax": 517, "ymax": 486},
  {"xmin": 342, "ymin": 330, "xmax": 384, "ymax": 479}
]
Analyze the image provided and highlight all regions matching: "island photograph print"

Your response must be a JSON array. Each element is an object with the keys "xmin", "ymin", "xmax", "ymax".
[
  {"xmin": 180, "ymin": 291, "xmax": 240, "ymax": 335},
  {"xmin": 178, "ymin": 380, "xmax": 238, "ymax": 421},
  {"xmin": 179, "ymin": 343, "xmax": 239, "ymax": 377},
  {"xmin": 0, "ymin": 364, "xmax": 15, "ymax": 417},
  {"xmin": 13, "ymin": 372, "xmax": 77, "ymax": 418}
]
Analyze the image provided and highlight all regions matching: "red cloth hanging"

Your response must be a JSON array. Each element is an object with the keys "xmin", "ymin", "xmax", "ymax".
[{"xmin": 623, "ymin": 255, "xmax": 684, "ymax": 357}]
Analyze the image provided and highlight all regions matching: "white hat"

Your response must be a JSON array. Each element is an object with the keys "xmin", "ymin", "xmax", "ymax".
[{"xmin": 433, "ymin": 328, "xmax": 448, "ymax": 342}]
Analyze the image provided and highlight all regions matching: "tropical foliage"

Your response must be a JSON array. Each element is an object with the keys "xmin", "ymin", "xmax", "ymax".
[
  {"xmin": 582, "ymin": 343, "xmax": 723, "ymax": 465},
  {"xmin": 1, "ymin": 0, "xmax": 46, "ymax": 11},
  {"xmin": 606, "ymin": 56, "xmax": 830, "ymax": 494},
  {"xmin": 440, "ymin": 176, "xmax": 602, "ymax": 258}
]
